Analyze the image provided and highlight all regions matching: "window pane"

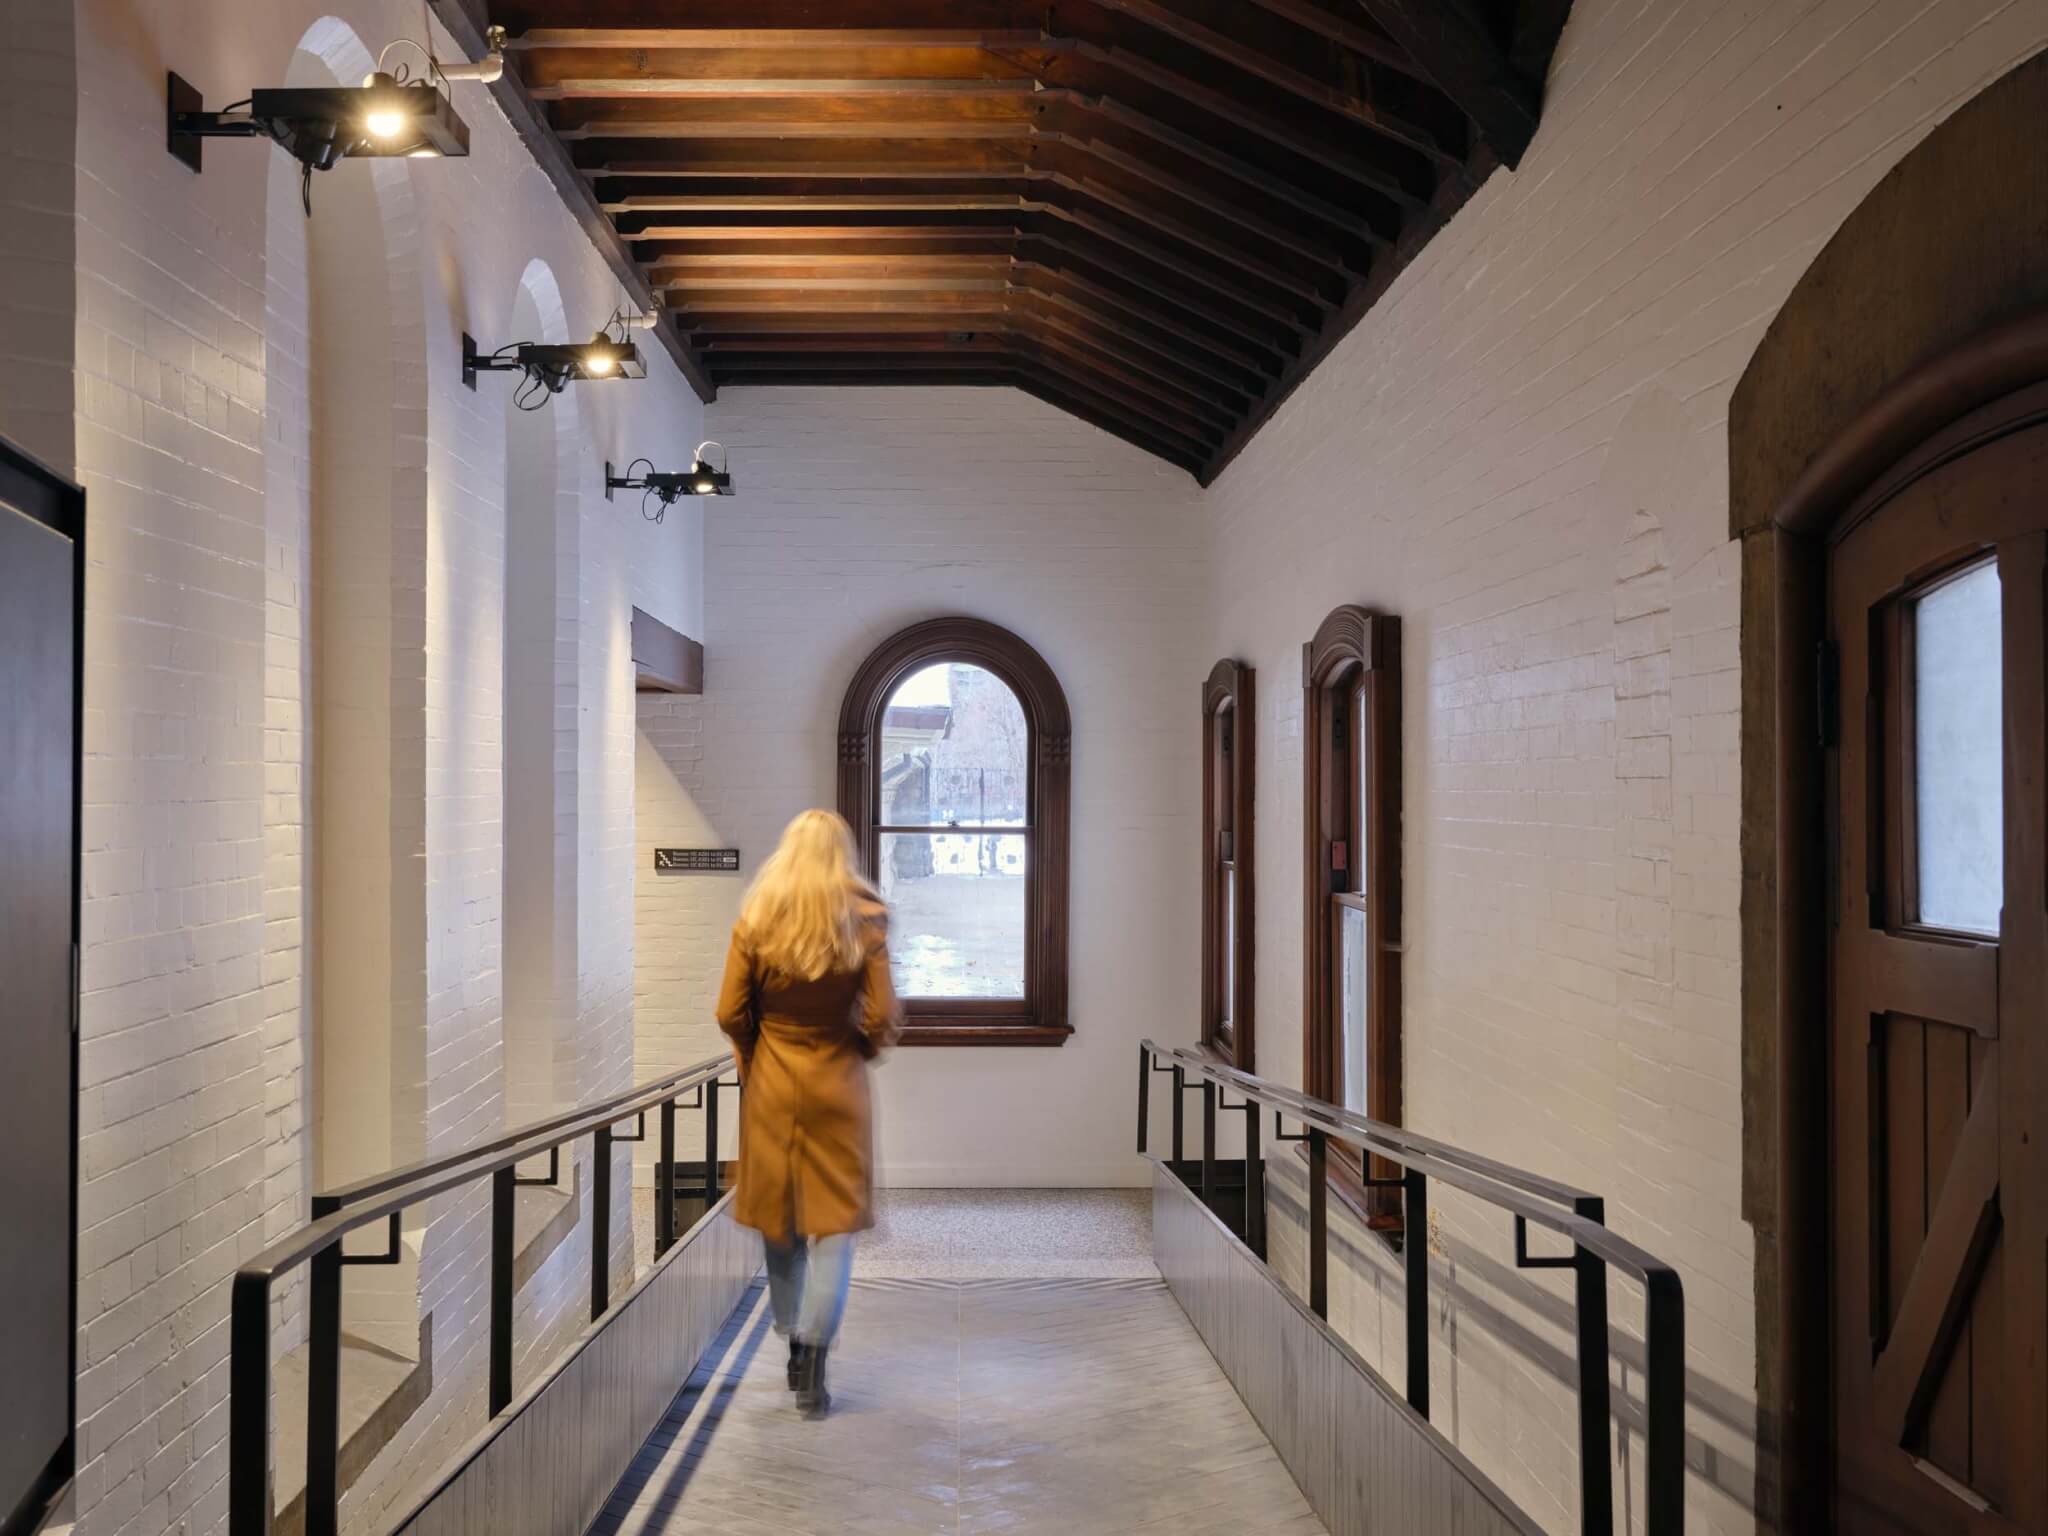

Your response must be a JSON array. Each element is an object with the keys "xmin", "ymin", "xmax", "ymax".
[
  {"xmin": 1338, "ymin": 904, "xmax": 1367, "ymax": 1112},
  {"xmin": 879, "ymin": 831, "xmax": 1027, "ymax": 997},
  {"xmin": 1220, "ymin": 863, "xmax": 1236, "ymax": 1027},
  {"xmin": 880, "ymin": 662, "xmax": 1027, "ymax": 827},
  {"xmin": 1914, "ymin": 562, "xmax": 2002, "ymax": 935},
  {"xmin": 1355, "ymin": 691, "xmax": 1370, "ymax": 896}
]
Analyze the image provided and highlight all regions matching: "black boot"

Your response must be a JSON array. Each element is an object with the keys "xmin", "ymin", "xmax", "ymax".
[
  {"xmin": 787, "ymin": 1337, "xmax": 803, "ymax": 1390},
  {"xmin": 795, "ymin": 1342, "xmax": 831, "ymax": 1418}
]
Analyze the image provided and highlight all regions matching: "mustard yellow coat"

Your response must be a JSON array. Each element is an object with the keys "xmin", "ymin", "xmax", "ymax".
[{"xmin": 715, "ymin": 901, "xmax": 903, "ymax": 1243}]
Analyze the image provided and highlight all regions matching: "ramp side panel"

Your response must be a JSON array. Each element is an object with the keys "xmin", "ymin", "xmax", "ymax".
[
  {"xmin": 1151, "ymin": 1162, "xmax": 1539, "ymax": 1536},
  {"xmin": 390, "ymin": 1198, "xmax": 760, "ymax": 1536}
]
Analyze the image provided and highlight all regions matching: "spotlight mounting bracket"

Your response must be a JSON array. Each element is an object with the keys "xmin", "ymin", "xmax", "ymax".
[
  {"xmin": 167, "ymin": 70, "xmax": 468, "ymax": 180},
  {"xmin": 605, "ymin": 449, "xmax": 734, "ymax": 523},
  {"xmin": 465, "ymin": 323, "xmax": 646, "ymax": 408}
]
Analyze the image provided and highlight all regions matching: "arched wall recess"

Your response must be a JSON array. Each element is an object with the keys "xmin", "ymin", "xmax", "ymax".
[{"xmin": 501, "ymin": 258, "xmax": 584, "ymax": 1132}]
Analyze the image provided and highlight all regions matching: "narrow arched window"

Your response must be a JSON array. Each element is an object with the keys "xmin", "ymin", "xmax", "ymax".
[
  {"xmin": 838, "ymin": 618, "xmax": 1071, "ymax": 1046},
  {"xmin": 1203, "ymin": 660, "xmax": 1254, "ymax": 1068},
  {"xmin": 1303, "ymin": 606, "xmax": 1402, "ymax": 1222}
]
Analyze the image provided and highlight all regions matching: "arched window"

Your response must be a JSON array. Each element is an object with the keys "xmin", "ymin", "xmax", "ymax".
[
  {"xmin": 1303, "ymin": 605, "xmax": 1402, "ymax": 1219},
  {"xmin": 838, "ymin": 618, "xmax": 1071, "ymax": 1045},
  {"xmin": 1203, "ymin": 659, "xmax": 1254, "ymax": 1068}
]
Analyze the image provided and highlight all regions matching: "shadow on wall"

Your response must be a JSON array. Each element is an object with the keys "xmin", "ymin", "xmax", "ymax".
[{"xmin": 1267, "ymin": 1167, "xmax": 1756, "ymax": 1528}]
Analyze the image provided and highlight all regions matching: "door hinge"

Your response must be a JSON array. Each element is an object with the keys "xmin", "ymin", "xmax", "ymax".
[
  {"xmin": 1816, "ymin": 639, "xmax": 1840, "ymax": 749},
  {"xmin": 1332, "ymin": 704, "xmax": 1346, "ymax": 749}
]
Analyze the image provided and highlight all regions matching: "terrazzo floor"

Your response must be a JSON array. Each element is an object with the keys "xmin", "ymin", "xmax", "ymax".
[
  {"xmin": 631, "ymin": 1187, "xmax": 1156, "ymax": 1280},
  {"xmin": 589, "ymin": 1276, "xmax": 1326, "ymax": 1536}
]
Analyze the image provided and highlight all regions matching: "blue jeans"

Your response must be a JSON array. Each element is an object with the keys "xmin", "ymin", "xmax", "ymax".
[{"xmin": 763, "ymin": 1233, "xmax": 855, "ymax": 1346}]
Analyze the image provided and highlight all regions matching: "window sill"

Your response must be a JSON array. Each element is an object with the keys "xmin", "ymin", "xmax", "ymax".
[
  {"xmin": 1290, "ymin": 1140, "xmax": 1404, "ymax": 1253},
  {"xmin": 898, "ymin": 1021, "xmax": 1074, "ymax": 1047}
]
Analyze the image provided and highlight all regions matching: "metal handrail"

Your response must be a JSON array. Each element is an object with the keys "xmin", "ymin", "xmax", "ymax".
[
  {"xmin": 230, "ymin": 1049, "xmax": 741, "ymax": 1536},
  {"xmin": 1138, "ymin": 1038, "xmax": 1685, "ymax": 1536},
  {"xmin": 312, "ymin": 1056, "xmax": 729, "ymax": 1211}
]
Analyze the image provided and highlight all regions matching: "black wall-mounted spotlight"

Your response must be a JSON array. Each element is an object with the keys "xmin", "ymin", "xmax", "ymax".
[
  {"xmin": 167, "ymin": 33, "xmax": 501, "ymax": 214},
  {"xmin": 605, "ymin": 443, "xmax": 735, "ymax": 522},
  {"xmin": 465, "ymin": 309, "xmax": 649, "ymax": 410}
]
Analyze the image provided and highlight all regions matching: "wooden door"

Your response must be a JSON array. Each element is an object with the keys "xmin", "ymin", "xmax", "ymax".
[{"xmin": 1827, "ymin": 418, "xmax": 2048, "ymax": 1533}]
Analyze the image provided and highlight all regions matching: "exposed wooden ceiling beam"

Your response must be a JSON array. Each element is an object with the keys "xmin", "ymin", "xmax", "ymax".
[
  {"xmin": 564, "ymin": 91, "xmax": 1403, "ymax": 236},
  {"xmin": 1010, "ymin": 334, "xmax": 1238, "ymax": 429},
  {"xmin": 1086, "ymin": 0, "xmax": 1451, "ymax": 126},
  {"xmin": 664, "ymin": 258, "xmax": 1284, "ymax": 381},
  {"xmin": 550, "ymin": 96, "xmax": 1038, "ymax": 138},
  {"xmin": 490, "ymin": 0, "xmax": 1570, "ymax": 480},
  {"xmin": 1001, "ymin": 38, "xmax": 1446, "ymax": 198},
  {"xmin": 492, "ymin": 0, "xmax": 1046, "ymax": 32},
  {"xmin": 695, "ymin": 314, "xmax": 1252, "ymax": 412},
  {"xmin": 529, "ymin": 76, "xmax": 1041, "ymax": 100},
  {"xmin": 604, "ymin": 178, "xmax": 1345, "ymax": 300},
  {"xmin": 1240, "ymin": 0, "xmax": 1415, "ymax": 72},
  {"xmin": 1352, "ymin": 0, "xmax": 1542, "ymax": 167},
  {"xmin": 676, "ymin": 290, "xmax": 1268, "ymax": 397},
  {"xmin": 629, "ymin": 211, "xmax": 1325, "ymax": 335},
  {"xmin": 689, "ymin": 300, "xmax": 1251, "ymax": 407},
  {"xmin": 511, "ymin": 28, "xmax": 1050, "ymax": 50},
  {"xmin": 1039, "ymin": 92, "xmax": 1409, "ymax": 229},
  {"xmin": 587, "ymin": 137, "xmax": 1373, "ymax": 268}
]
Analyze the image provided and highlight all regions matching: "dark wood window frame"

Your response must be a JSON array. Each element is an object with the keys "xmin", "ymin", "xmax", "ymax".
[
  {"xmin": 837, "ymin": 616, "xmax": 1072, "ymax": 1047},
  {"xmin": 1202, "ymin": 660, "xmax": 1255, "ymax": 1070},
  {"xmin": 1302, "ymin": 605, "xmax": 1403, "ymax": 1227}
]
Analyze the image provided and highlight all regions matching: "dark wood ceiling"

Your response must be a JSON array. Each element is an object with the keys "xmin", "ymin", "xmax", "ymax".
[{"xmin": 438, "ymin": 0, "xmax": 1573, "ymax": 482}]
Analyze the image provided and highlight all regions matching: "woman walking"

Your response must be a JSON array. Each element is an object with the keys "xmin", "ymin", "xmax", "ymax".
[{"xmin": 716, "ymin": 809, "xmax": 902, "ymax": 1417}]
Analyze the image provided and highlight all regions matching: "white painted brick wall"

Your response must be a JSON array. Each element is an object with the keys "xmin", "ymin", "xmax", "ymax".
[
  {"xmin": 1212, "ymin": 6, "xmax": 2048, "ymax": 1534},
  {"xmin": 63, "ymin": 1, "xmax": 705, "ymax": 1532},
  {"xmin": 0, "ymin": 0, "xmax": 76, "ymax": 473},
  {"xmin": 647, "ymin": 385, "xmax": 1209, "ymax": 1187}
]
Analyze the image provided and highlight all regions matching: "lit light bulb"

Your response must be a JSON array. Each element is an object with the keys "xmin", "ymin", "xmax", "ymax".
[
  {"xmin": 361, "ymin": 73, "xmax": 408, "ymax": 140},
  {"xmin": 692, "ymin": 478, "xmax": 715, "ymax": 494},
  {"xmin": 584, "ymin": 348, "xmax": 617, "ymax": 377}
]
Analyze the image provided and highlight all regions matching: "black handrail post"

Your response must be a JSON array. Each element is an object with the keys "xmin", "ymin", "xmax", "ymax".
[
  {"xmin": 1307, "ymin": 1127, "xmax": 1328, "ymax": 1319},
  {"xmin": 705, "ymin": 1079, "xmax": 721, "ymax": 1198},
  {"xmin": 1571, "ymin": 1193, "xmax": 1614, "ymax": 1536},
  {"xmin": 305, "ymin": 1209, "xmax": 343, "ymax": 1536},
  {"xmin": 489, "ymin": 1165, "xmax": 514, "ymax": 1414},
  {"xmin": 1135, "ymin": 1042, "xmax": 1149, "ymax": 1154},
  {"xmin": 657, "ymin": 1097, "xmax": 677, "ymax": 1255},
  {"xmin": 1245, "ymin": 1092, "xmax": 1265, "ymax": 1259},
  {"xmin": 1643, "ymin": 1269, "xmax": 1686, "ymax": 1536},
  {"xmin": 1575, "ymin": 1238, "xmax": 1615, "ymax": 1536},
  {"xmin": 229, "ymin": 1270, "xmax": 274, "ymax": 1536},
  {"xmin": 1402, "ymin": 1167, "xmax": 1429, "ymax": 1419},
  {"xmin": 592, "ymin": 1126, "xmax": 613, "ymax": 1321},
  {"xmin": 1200, "ymin": 1078, "xmax": 1217, "ymax": 1209},
  {"xmin": 1171, "ymin": 1065, "xmax": 1186, "ymax": 1167}
]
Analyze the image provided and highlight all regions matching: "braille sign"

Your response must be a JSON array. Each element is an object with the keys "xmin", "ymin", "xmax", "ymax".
[{"xmin": 653, "ymin": 847, "xmax": 741, "ymax": 872}]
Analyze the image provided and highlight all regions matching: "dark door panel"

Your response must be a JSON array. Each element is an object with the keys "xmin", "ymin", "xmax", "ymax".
[
  {"xmin": 0, "ymin": 444, "xmax": 82, "ymax": 1536},
  {"xmin": 1827, "ymin": 423, "xmax": 2048, "ymax": 1534}
]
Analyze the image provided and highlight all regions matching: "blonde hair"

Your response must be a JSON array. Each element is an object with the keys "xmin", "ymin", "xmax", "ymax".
[{"xmin": 738, "ymin": 809, "xmax": 879, "ymax": 981}]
